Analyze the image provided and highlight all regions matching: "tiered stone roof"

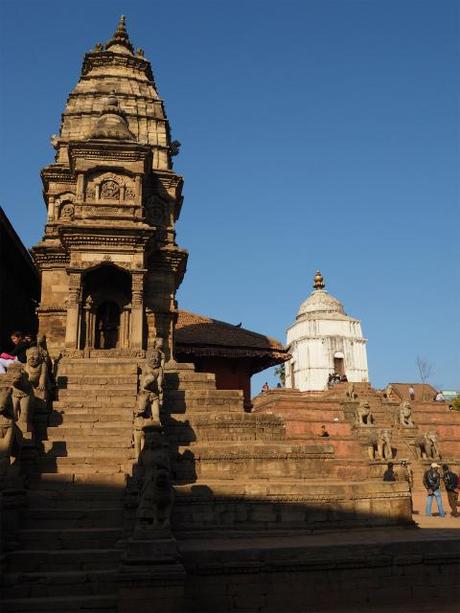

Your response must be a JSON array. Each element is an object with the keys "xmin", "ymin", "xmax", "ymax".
[{"xmin": 52, "ymin": 16, "xmax": 172, "ymax": 171}]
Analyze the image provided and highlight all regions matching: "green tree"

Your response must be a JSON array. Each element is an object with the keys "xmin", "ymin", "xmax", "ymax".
[
  {"xmin": 274, "ymin": 363, "xmax": 285, "ymax": 386},
  {"xmin": 450, "ymin": 396, "xmax": 460, "ymax": 411}
]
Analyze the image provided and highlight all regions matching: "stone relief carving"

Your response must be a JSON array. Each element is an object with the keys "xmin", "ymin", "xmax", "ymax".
[
  {"xmin": 60, "ymin": 203, "xmax": 75, "ymax": 220},
  {"xmin": 85, "ymin": 171, "xmax": 135, "ymax": 204},
  {"xmin": 133, "ymin": 341, "xmax": 165, "ymax": 460},
  {"xmin": 85, "ymin": 185, "xmax": 96, "ymax": 199},
  {"xmin": 417, "ymin": 432, "xmax": 441, "ymax": 460},
  {"xmin": 399, "ymin": 401, "xmax": 415, "ymax": 427},
  {"xmin": 368, "ymin": 429, "xmax": 393, "ymax": 461},
  {"xmin": 100, "ymin": 180, "xmax": 120, "ymax": 200},
  {"xmin": 356, "ymin": 401, "xmax": 374, "ymax": 426},
  {"xmin": 125, "ymin": 186, "xmax": 135, "ymax": 200}
]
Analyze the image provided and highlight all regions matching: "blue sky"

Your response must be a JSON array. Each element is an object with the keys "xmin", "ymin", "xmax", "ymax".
[{"xmin": 0, "ymin": 0, "xmax": 459, "ymax": 391}]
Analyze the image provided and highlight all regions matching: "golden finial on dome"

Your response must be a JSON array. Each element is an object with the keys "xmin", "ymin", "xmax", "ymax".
[{"xmin": 313, "ymin": 270, "xmax": 325, "ymax": 290}]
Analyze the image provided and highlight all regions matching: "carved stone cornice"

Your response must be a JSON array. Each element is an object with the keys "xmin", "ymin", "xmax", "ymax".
[
  {"xmin": 68, "ymin": 141, "xmax": 151, "ymax": 169},
  {"xmin": 59, "ymin": 225, "xmax": 154, "ymax": 252},
  {"xmin": 36, "ymin": 305, "xmax": 67, "ymax": 313},
  {"xmin": 81, "ymin": 51, "xmax": 155, "ymax": 82},
  {"xmin": 32, "ymin": 247, "xmax": 70, "ymax": 270},
  {"xmin": 153, "ymin": 171, "xmax": 184, "ymax": 220},
  {"xmin": 151, "ymin": 246, "xmax": 188, "ymax": 288},
  {"xmin": 41, "ymin": 166, "xmax": 75, "ymax": 188}
]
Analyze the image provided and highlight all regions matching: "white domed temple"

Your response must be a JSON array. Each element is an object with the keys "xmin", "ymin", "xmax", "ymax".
[{"xmin": 285, "ymin": 271, "xmax": 369, "ymax": 391}]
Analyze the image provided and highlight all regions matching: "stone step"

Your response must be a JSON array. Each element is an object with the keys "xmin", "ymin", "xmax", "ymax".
[
  {"xmin": 46, "ymin": 426, "xmax": 130, "ymax": 438},
  {"xmin": 165, "ymin": 370, "xmax": 215, "ymax": 382},
  {"xmin": 255, "ymin": 408, "xmax": 344, "ymax": 420},
  {"xmin": 52, "ymin": 403, "xmax": 136, "ymax": 415},
  {"xmin": 49, "ymin": 408, "xmax": 133, "ymax": 427},
  {"xmin": 36, "ymin": 457, "xmax": 132, "ymax": 473},
  {"xmin": 17, "ymin": 527, "xmax": 122, "ymax": 550},
  {"xmin": 28, "ymin": 472, "xmax": 128, "ymax": 487},
  {"xmin": 22, "ymin": 508, "xmax": 123, "ymax": 529},
  {"xmin": 285, "ymin": 436, "xmax": 363, "ymax": 457},
  {"xmin": 43, "ymin": 437, "xmax": 132, "ymax": 449},
  {"xmin": 1, "ymin": 594, "xmax": 117, "ymax": 612},
  {"xmin": 60, "ymin": 384, "xmax": 138, "ymax": 393},
  {"xmin": 57, "ymin": 392, "xmax": 137, "ymax": 405},
  {"xmin": 169, "ymin": 479, "xmax": 410, "ymax": 531},
  {"xmin": 50, "ymin": 414, "xmax": 132, "ymax": 428},
  {"xmin": 163, "ymin": 415, "xmax": 286, "ymax": 443},
  {"xmin": 284, "ymin": 421, "xmax": 352, "ymax": 437},
  {"xmin": 58, "ymin": 359, "xmax": 138, "ymax": 375},
  {"xmin": 164, "ymin": 389, "xmax": 244, "ymax": 413},
  {"xmin": 27, "ymin": 488, "xmax": 125, "ymax": 506},
  {"xmin": 172, "ymin": 477, "xmax": 399, "ymax": 497},
  {"xmin": 7, "ymin": 548, "xmax": 122, "ymax": 572},
  {"xmin": 58, "ymin": 375, "xmax": 137, "ymax": 385},
  {"xmin": 40, "ymin": 442, "xmax": 133, "ymax": 458},
  {"xmin": 172, "ymin": 455, "xmax": 374, "ymax": 482},
  {"xmin": 2, "ymin": 569, "xmax": 117, "ymax": 600}
]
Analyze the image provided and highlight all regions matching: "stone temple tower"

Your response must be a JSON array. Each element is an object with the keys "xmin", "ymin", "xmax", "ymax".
[
  {"xmin": 32, "ymin": 17, "xmax": 187, "ymax": 359},
  {"xmin": 285, "ymin": 271, "xmax": 369, "ymax": 391}
]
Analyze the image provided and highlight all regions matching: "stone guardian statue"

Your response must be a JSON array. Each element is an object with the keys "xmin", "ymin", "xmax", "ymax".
[
  {"xmin": 399, "ymin": 401, "xmax": 414, "ymax": 427},
  {"xmin": 136, "ymin": 429, "xmax": 174, "ymax": 530},
  {"xmin": 134, "ymin": 341, "xmax": 165, "ymax": 460},
  {"xmin": 356, "ymin": 401, "xmax": 374, "ymax": 426}
]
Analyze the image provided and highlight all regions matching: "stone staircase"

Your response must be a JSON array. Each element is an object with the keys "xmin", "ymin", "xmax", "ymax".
[
  {"xmin": 160, "ymin": 367, "xmax": 409, "ymax": 536},
  {"xmin": 1, "ymin": 357, "xmax": 137, "ymax": 612},
  {"xmin": 252, "ymin": 385, "xmax": 460, "ymax": 496},
  {"xmin": 1, "ymin": 360, "xmax": 414, "ymax": 610}
]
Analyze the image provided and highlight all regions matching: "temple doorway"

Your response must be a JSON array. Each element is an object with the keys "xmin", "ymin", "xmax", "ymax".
[
  {"xmin": 95, "ymin": 301, "xmax": 120, "ymax": 349},
  {"xmin": 80, "ymin": 265, "xmax": 131, "ymax": 350},
  {"xmin": 333, "ymin": 352, "xmax": 345, "ymax": 376}
]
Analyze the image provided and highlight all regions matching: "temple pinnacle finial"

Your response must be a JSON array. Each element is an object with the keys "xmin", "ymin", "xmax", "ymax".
[
  {"xmin": 313, "ymin": 270, "xmax": 325, "ymax": 290},
  {"xmin": 105, "ymin": 15, "xmax": 134, "ymax": 54},
  {"xmin": 117, "ymin": 15, "xmax": 127, "ymax": 33}
]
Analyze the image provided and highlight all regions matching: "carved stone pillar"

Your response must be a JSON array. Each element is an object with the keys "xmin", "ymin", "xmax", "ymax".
[
  {"xmin": 83, "ymin": 297, "xmax": 95, "ymax": 349},
  {"xmin": 135, "ymin": 175, "xmax": 142, "ymax": 201},
  {"xmin": 65, "ymin": 271, "xmax": 82, "ymax": 349},
  {"xmin": 76, "ymin": 173, "xmax": 85, "ymax": 201},
  {"xmin": 120, "ymin": 306, "xmax": 131, "ymax": 349},
  {"xmin": 130, "ymin": 272, "xmax": 144, "ymax": 349},
  {"xmin": 48, "ymin": 196, "xmax": 56, "ymax": 222}
]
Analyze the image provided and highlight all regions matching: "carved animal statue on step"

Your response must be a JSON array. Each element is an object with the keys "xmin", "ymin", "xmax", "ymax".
[
  {"xmin": 356, "ymin": 401, "xmax": 374, "ymax": 426},
  {"xmin": 383, "ymin": 384, "xmax": 393, "ymax": 399},
  {"xmin": 134, "ymin": 341, "xmax": 165, "ymax": 459},
  {"xmin": 368, "ymin": 429, "xmax": 393, "ymax": 460},
  {"xmin": 0, "ymin": 386, "xmax": 23, "ymax": 480},
  {"xmin": 346, "ymin": 383, "xmax": 357, "ymax": 400},
  {"xmin": 417, "ymin": 431, "xmax": 441, "ymax": 460},
  {"xmin": 136, "ymin": 430, "xmax": 173, "ymax": 528},
  {"xmin": 399, "ymin": 401, "xmax": 414, "ymax": 427}
]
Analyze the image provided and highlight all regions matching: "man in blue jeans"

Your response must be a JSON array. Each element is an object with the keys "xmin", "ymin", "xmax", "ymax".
[{"xmin": 423, "ymin": 463, "xmax": 446, "ymax": 517}]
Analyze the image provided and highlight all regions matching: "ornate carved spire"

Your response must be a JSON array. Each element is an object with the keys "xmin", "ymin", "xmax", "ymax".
[
  {"xmin": 313, "ymin": 270, "xmax": 325, "ymax": 290},
  {"xmin": 105, "ymin": 15, "xmax": 134, "ymax": 55}
]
